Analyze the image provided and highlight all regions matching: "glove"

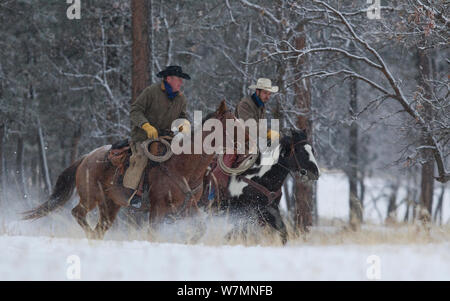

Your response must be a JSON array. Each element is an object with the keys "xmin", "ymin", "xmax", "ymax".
[
  {"xmin": 178, "ymin": 120, "xmax": 191, "ymax": 134},
  {"xmin": 142, "ymin": 122, "xmax": 158, "ymax": 139},
  {"xmin": 267, "ymin": 129, "xmax": 280, "ymax": 140}
]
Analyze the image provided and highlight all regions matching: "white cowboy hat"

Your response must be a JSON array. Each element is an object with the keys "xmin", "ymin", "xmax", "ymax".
[{"xmin": 249, "ymin": 78, "xmax": 279, "ymax": 93}]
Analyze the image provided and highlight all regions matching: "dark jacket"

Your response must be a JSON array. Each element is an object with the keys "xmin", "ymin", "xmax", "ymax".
[{"xmin": 130, "ymin": 82, "xmax": 187, "ymax": 142}]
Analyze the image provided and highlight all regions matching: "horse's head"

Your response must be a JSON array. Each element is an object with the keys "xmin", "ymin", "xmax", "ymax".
[
  {"xmin": 215, "ymin": 99, "xmax": 236, "ymax": 124},
  {"xmin": 203, "ymin": 99, "xmax": 245, "ymax": 146},
  {"xmin": 280, "ymin": 129, "xmax": 320, "ymax": 181},
  {"xmin": 200, "ymin": 100, "xmax": 242, "ymax": 153},
  {"xmin": 202, "ymin": 100, "xmax": 234, "ymax": 124}
]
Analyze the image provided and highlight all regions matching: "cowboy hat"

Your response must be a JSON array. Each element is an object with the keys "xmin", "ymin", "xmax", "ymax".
[
  {"xmin": 157, "ymin": 65, "xmax": 191, "ymax": 80},
  {"xmin": 249, "ymin": 78, "xmax": 279, "ymax": 93}
]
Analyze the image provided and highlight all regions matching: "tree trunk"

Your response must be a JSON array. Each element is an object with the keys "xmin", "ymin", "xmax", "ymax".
[
  {"xmin": 348, "ymin": 54, "xmax": 363, "ymax": 230},
  {"xmin": 404, "ymin": 200, "xmax": 410, "ymax": 223},
  {"xmin": 30, "ymin": 155, "xmax": 38, "ymax": 197},
  {"xmin": 417, "ymin": 48, "xmax": 435, "ymax": 223},
  {"xmin": 37, "ymin": 118, "xmax": 52, "ymax": 196},
  {"xmin": 130, "ymin": 0, "xmax": 152, "ymax": 227},
  {"xmin": 358, "ymin": 173, "xmax": 366, "ymax": 205},
  {"xmin": 433, "ymin": 185, "xmax": 445, "ymax": 225},
  {"xmin": 131, "ymin": 0, "xmax": 151, "ymax": 103},
  {"xmin": 419, "ymin": 160, "xmax": 434, "ymax": 222},
  {"xmin": 411, "ymin": 173, "xmax": 420, "ymax": 222},
  {"xmin": 403, "ymin": 174, "xmax": 413, "ymax": 223},
  {"xmin": 386, "ymin": 182, "xmax": 399, "ymax": 224},
  {"xmin": 313, "ymin": 181, "xmax": 318, "ymax": 224},
  {"xmin": 407, "ymin": 169, "xmax": 420, "ymax": 222},
  {"xmin": 293, "ymin": 23, "xmax": 314, "ymax": 232},
  {"xmin": 0, "ymin": 123, "xmax": 5, "ymax": 203},
  {"xmin": 15, "ymin": 135, "xmax": 26, "ymax": 199}
]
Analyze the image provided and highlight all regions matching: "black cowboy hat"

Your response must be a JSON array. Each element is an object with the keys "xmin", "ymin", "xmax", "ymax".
[{"xmin": 156, "ymin": 65, "xmax": 191, "ymax": 80}]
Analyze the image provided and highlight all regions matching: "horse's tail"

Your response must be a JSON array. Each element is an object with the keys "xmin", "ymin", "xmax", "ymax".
[{"xmin": 22, "ymin": 155, "xmax": 86, "ymax": 220}]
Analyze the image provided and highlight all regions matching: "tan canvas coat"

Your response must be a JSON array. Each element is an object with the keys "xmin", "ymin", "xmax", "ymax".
[
  {"xmin": 130, "ymin": 82, "xmax": 187, "ymax": 142},
  {"xmin": 235, "ymin": 96, "xmax": 266, "ymax": 122}
]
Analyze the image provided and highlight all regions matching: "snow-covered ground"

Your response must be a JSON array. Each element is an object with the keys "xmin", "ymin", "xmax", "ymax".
[
  {"xmin": 1, "ymin": 235, "xmax": 449, "ymax": 280},
  {"xmin": 0, "ymin": 172, "xmax": 449, "ymax": 280}
]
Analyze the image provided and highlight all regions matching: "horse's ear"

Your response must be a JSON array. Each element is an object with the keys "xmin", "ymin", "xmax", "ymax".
[
  {"xmin": 298, "ymin": 128, "xmax": 308, "ymax": 139},
  {"xmin": 217, "ymin": 100, "xmax": 227, "ymax": 114}
]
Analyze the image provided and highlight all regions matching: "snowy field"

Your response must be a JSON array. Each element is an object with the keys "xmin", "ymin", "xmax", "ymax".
[
  {"xmin": 0, "ymin": 172, "xmax": 449, "ymax": 280},
  {"xmin": 1, "ymin": 235, "xmax": 449, "ymax": 280}
]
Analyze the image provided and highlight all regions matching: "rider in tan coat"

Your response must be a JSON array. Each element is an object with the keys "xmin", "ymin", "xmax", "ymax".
[
  {"xmin": 235, "ymin": 77, "xmax": 280, "ymax": 141},
  {"xmin": 123, "ymin": 66, "xmax": 191, "ymax": 207},
  {"xmin": 211, "ymin": 78, "xmax": 280, "ymax": 197}
]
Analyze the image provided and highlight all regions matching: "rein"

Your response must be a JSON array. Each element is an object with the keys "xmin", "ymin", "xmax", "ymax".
[
  {"xmin": 276, "ymin": 139, "xmax": 308, "ymax": 174},
  {"xmin": 236, "ymin": 175, "xmax": 282, "ymax": 205}
]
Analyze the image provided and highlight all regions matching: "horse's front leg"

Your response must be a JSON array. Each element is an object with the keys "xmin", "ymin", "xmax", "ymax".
[
  {"xmin": 259, "ymin": 204, "xmax": 288, "ymax": 245},
  {"xmin": 94, "ymin": 198, "xmax": 121, "ymax": 240},
  {"xmin": 187, "ymin": 205, "xmax": 206, "ymax": 244},
  {"xmin": 147, "ymin": 204, "xmax": 163, "ymax": 241},
  {"xmin": 146, "ymin": 188, "xmax": 172, "ymax": 241}
]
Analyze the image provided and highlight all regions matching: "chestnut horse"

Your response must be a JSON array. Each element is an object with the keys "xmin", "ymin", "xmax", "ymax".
[{"xmin": 23, "ymin": 101, "xmax": 240, "ymax": 239}]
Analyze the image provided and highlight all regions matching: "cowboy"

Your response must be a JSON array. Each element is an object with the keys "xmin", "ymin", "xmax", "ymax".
[
  {"xmin": 236, "ymin": 77, "xmax": 279, "ymax": 139},
  {"xmin": 123, "ymin": 65, "xmax": 191, "ymax": 208},
  {"xmin": 210, "ymin": 78, "xmax": 279, "ymax": 199}
]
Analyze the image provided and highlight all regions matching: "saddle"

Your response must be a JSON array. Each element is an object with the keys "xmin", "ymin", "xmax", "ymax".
[
  {"xmin": 108, "ymin": 139, "xmax": 131, "ymax": 176},
  {"xmin": 106, "ymin": 139, "xmax": 148, "ymax": 202},
  {"xmin": 107, "ymin": 133, "xmax": 173, "ymax": 199},
  {"xmin": 108, "ymin": 131, "xmax": 174, "ymax": 171}
]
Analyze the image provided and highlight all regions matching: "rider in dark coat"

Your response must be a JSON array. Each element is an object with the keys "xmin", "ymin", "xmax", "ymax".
[{"xmin": 123, "ymin": 66, "xmax": 191, "ymax": 207}]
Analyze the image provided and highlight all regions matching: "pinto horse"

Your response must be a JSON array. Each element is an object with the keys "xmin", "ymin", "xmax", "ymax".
[
  {"xmin": 23, "ymin": 101, "xmax": 239, "ymax": 240},
  {"xmin": 202, "ymin": 129, "xmax": 320, "ymax": 244}
]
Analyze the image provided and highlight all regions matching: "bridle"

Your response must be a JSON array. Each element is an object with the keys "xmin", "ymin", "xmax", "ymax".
[
  {"xmin": 289, "ymin": 139, "xmax": 309, "ymax": 176},
  {"xmin": 274, "ymin": 138, "xmax": 309, "ymax": 178}
]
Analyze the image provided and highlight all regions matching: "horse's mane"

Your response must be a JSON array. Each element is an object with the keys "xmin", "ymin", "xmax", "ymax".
[
  {"xmin": 279, "ymin": 129, "xmax": 308, "ymax": 154},
  {"xmin": 291, "ymin": 129, "xmax": 307, "ymax": 142}
]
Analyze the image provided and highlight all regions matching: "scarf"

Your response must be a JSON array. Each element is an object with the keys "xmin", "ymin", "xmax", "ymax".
[
  {"xmin": 251, "ymin": 92, "xmax": 265, "ymax": 108},
  {"xmin": 163, "ymin": 80, "xmax": 179, "ymax": 100}
]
